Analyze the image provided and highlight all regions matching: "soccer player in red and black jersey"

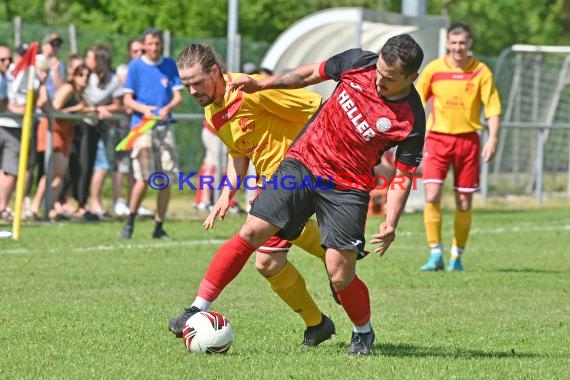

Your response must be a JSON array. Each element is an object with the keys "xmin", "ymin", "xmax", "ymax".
[{"xmin": 169, "ymin": 34, "xmax": 425, "ymax": 355}]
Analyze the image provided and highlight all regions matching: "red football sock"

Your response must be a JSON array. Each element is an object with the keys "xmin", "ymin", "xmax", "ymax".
[
  {"xmin": 197, "ymin": 234, "xmax": 256, "ymax": 302},
  {"xmin": 335, "ymin": 275, "xmax": 371, "ymax": 326}
]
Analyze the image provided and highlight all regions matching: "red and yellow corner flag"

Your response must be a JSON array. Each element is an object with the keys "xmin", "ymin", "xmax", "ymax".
[
  {"xmin": 115, "ymin": 117, "xmax": 158, "ymax": 151},
  {"xmin": 12, "ymin": 42, "xmax": 38, "ymax": 78},
  {"xmin": 12, "ymin": 42, "xmax": 39, "ymax": 240}
]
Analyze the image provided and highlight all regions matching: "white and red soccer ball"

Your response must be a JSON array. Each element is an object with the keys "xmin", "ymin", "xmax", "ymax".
[{"xmin": 182, "ymin": 311, "xmax": 234, "ymax": 354}]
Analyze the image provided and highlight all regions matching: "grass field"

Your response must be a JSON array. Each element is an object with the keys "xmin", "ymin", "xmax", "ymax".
[{"xmin": 1, "ymin": 207, "xmax": 569, "ymax": 379}]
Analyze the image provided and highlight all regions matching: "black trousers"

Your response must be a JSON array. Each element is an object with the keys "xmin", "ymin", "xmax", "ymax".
[{"xmin": 68, "ymin": 122, "xmax": 101, "ymax": 208}]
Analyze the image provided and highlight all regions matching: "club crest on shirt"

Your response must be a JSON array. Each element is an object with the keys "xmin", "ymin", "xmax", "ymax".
[
  {"xmin": 238, "ymin": 117, "xmax": 255, "ymax": 133},
  {"xmin": 376, "ymin": 117, "xmax": 391, "ymax": 133},
  {"xmin": 465, "ymin": 82, "xmax": 475, "ymax": 94},
  {"xmin": 161, "ymin": 78, "xmax": 169, "ymax": 88}
]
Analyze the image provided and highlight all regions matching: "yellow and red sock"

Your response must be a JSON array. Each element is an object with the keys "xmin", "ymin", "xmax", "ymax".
[
  {"xmin": 267, "ymin": 261, "xmax": 322, "ymax": 327},
  {"xmin": 291, "ymin": 218, "xmax": 325, "ymax": 262},
  {"xmin": 424, "ymin": 202, "xmax": 442, "ymax": 247},
  {"xmin": 452, "ymin": 209, "xmax": 472, "ymax": 253}
]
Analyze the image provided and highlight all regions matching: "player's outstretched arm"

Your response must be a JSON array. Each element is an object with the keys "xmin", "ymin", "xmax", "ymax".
[
  {"xmin": 370, "ymin": 169, "xmax": 414, "ymax": 255},
  {"xmin": 228, "ymin": 63, "xmax": 324, "ymax": 93}
]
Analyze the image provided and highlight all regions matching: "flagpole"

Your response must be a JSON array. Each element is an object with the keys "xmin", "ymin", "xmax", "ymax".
[{"xmin": 12, "ymin": 65, "xmax": 36, "ymax": 240}]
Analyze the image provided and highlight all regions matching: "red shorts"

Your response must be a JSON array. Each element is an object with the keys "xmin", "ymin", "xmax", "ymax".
[
  {"xmin": 251, "ymin": 188, "xmax": 292, "ymax": 254},
  {"xmin": 422, "ymin": 131, "xmax": 480, "ymax": 193}
]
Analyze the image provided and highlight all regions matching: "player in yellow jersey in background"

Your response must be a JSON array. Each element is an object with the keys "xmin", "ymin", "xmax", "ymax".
[
  {"xmin": 169, "ymin": 43, "xmax": 336, "ymax": 347},
  {"xmin": 415, "ymin": 23, "xmax": 502, "ymax": 271}
]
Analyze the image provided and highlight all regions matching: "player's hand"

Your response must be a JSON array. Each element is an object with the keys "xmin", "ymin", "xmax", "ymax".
[
  {"xmin": 227, "ymin": 76, "xmax": 261, "ymax": 94},
  {"xmin": 370, "ymin": 222, "xmax": 396, "ymax": 256},
  {"xmin": 203, "ymin": 196, "xmax": 231, "ymax": 230},
  {"xmin": 481, "ymin": 138, "xmax": 498, "ymax": 162}
]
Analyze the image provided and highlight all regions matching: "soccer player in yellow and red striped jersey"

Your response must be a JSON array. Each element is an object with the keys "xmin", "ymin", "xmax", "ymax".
[
  {"xmin": 170, "ymin": 43, "xmax": 336, "ymax": 347},
  {"xmin": 415, "ymin": 23, "xmax": 502, "ymax": 272}
]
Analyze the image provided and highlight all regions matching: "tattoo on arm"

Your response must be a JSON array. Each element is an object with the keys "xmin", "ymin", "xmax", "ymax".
[{"xmin": 274, "ymin": 71, "xmax": 308, "ymax": 89}]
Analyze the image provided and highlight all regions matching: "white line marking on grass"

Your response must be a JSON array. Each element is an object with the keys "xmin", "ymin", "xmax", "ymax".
[
  {"xmin": 470, "ymin": 223, "xmax": 570, "ymax": 235},
  {"xmin": 394, "ymin": 223, "xmax": 570, "ymax": 238},
  {"xmin": 3, "ymin": 222, "xmax": 569, "ymax": 256},
  {"xmin": 0, "ymin": 239, "xmax": 226, "ymax": 255}
]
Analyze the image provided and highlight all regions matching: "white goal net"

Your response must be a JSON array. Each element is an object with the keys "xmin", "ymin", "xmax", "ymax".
[{"xmin": 481, "ymin": 45, "xmax": 570, "ymax": 203}]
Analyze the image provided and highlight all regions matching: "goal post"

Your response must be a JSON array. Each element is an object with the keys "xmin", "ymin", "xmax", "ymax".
[{"xmin": 481, "ymin": 44, "xmax": 570, "ymax": 204}]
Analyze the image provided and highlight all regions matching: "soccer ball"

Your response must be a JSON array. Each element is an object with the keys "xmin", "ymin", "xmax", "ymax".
[{"xmin": 182, "ymin": 311, "xmax": 234, "ymax": 354}]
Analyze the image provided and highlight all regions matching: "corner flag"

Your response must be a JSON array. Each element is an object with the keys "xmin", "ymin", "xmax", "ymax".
[
  {"xmin": 12, "ymin": 42, "xmax": 39, "ymax": 240},
  {"xmin": 115, "ymin": 117, "xmax": 158, "ymax": 151}
]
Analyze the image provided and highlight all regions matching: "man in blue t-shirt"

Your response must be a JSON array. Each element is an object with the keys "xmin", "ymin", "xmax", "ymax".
[{"xmin": 120, "ymin": 27, "xmax": 184, "ymax": 240}]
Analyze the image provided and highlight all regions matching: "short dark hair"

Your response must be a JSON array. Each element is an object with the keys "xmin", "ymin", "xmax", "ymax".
[
  {"xmin": 380, "ymin": 34, "xmax": 424, "ymax": 77},
  {"xmin": 16, "ymin": 43, "xmax": 28, "ymax": 56},
  {"xmin": 142, "ymin": 27, "xmax": 162, "ymax": 42},
  {"xmin": 72, "ymin": 63, "xmax": 90, "ymax": 77},
  {"xmin": 127, "ymin": 38, "xmax": 143, "ymax": 52},
  {"xmin": 447, "ymin": 23, "xmax": 472, "ymax": 39},
  {"xmin": 176, "ymin": 43, "xmax": 224, "ymax": 73}
]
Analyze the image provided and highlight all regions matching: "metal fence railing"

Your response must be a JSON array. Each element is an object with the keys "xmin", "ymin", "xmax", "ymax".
[{"xmin": 1, "ymin": 110, "xmax": 206, "ymax": 220}]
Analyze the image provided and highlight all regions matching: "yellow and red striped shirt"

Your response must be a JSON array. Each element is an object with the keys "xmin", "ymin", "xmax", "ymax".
[
  {"xmin": 415, "ymin": 55, "xmax": 502, "ymax": 135},
  {"xmin": 204, "ymin": 72, "xmax": 321, "ymax": 185}
]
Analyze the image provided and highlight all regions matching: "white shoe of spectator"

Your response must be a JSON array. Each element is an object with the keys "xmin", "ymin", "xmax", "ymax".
[
  {"xmin": 137, "ymin": 206, "xmax": 154, "ymax": 216},
  {"xmin": 22, "ymin": 197, "xmax": 33, "ymax": 220},
  {"xmin": 113, "ymin": 200, "xmax": 131, "ymax": 216},
  {"xmin": 195, "ymin": 202, "xmax": 211, "ymax": 211}
]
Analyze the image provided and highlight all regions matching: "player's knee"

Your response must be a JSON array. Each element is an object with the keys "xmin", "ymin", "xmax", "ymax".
[
  {"xmin": 239, "ymin": 217, "xmax": 277, "ymax": 247},
  {"xmin": 329, "ymin": 274, "xmax": 353, "ymax": 291},
  {"xmin": 327, "ymin": 264, "xmax": 355, "ymax": 290},
  {"xmin": 255, "ymin": 252, "xmax": 287, "ymax": 277},
  {"xmin": 238, "ymin": 224, "xmax": 261, "ymax": 246}
]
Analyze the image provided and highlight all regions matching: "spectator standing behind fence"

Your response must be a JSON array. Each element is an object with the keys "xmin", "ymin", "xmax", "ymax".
[
  {"xmin": 415, "ymin": 23, "xmax": 502, "ymax": 272},
  {"xmin": 31, "ymin": 64, "xmax": 92, "ymax": 220},
  {"xmin": 127, "ymin": 38, "xmax": 144, "ymax": 60},
  {"xmin": 8, "ymin": 43, "xmax": 41, "ymax": 221},
  {"xmin": 69, "ymin": 44, "xmax": 122, "ymax": 221},
  {"xmin": 0, "ymin": 44, "xmax": 14, "ymax": 221},
  {"xmin": 52, "ymin": 54, "xmax": 86, "ymax": 218},
  {"xmin": 120, "ymin": 27, "xmax": 183, "ymax": 240},
  {"xmin": 0, "ymin": 44, "xmax": 10, "ymax": 111},
  {"xmin": 37, "ymin": 33, "xmax": 65, "ymax": 99},
  {"xmin": 112, "ymin": 38, "xmax": 152, "ymax": 217},
  {"xmin": 0, "ymin": 47, "xmax": 47, "ymax": 221}
]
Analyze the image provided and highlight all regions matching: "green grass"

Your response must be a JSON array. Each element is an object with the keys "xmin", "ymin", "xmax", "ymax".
[{"xmin": 1, "ymin": 208, "xmax": 569, "ymax": 379}]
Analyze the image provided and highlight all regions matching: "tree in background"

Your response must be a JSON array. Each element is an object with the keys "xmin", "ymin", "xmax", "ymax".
[
  {"xmin": 429, "ymin": 0, "xmax": 568, "ymax": 54},
  {"xmin": 1, "ymin": 0, "xmax": 568, "ymax": 56}
]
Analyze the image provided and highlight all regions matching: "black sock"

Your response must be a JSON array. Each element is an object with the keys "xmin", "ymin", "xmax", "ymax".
[
  {"xmin": 127, "ymin": 212, "xmax": 136, "ymax": 226},
  {"xmin": 155, "ymin": 221, "xmax": 163, "ymax": 231}
]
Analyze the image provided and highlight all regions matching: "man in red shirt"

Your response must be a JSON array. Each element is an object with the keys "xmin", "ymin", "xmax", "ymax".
[{"xmin": 170, "ymin": 34, "xmax": 425, "ymax": 356}]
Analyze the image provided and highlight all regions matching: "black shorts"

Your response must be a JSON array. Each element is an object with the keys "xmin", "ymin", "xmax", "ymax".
[{"xmin": 249, "ymin": 158, "xmax": 369, "ymax": 254}]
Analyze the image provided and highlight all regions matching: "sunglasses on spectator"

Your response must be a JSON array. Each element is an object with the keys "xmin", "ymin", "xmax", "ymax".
[{"xmin": 0, "ymin": 57, "xmax": 11, "ymax": 63}]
